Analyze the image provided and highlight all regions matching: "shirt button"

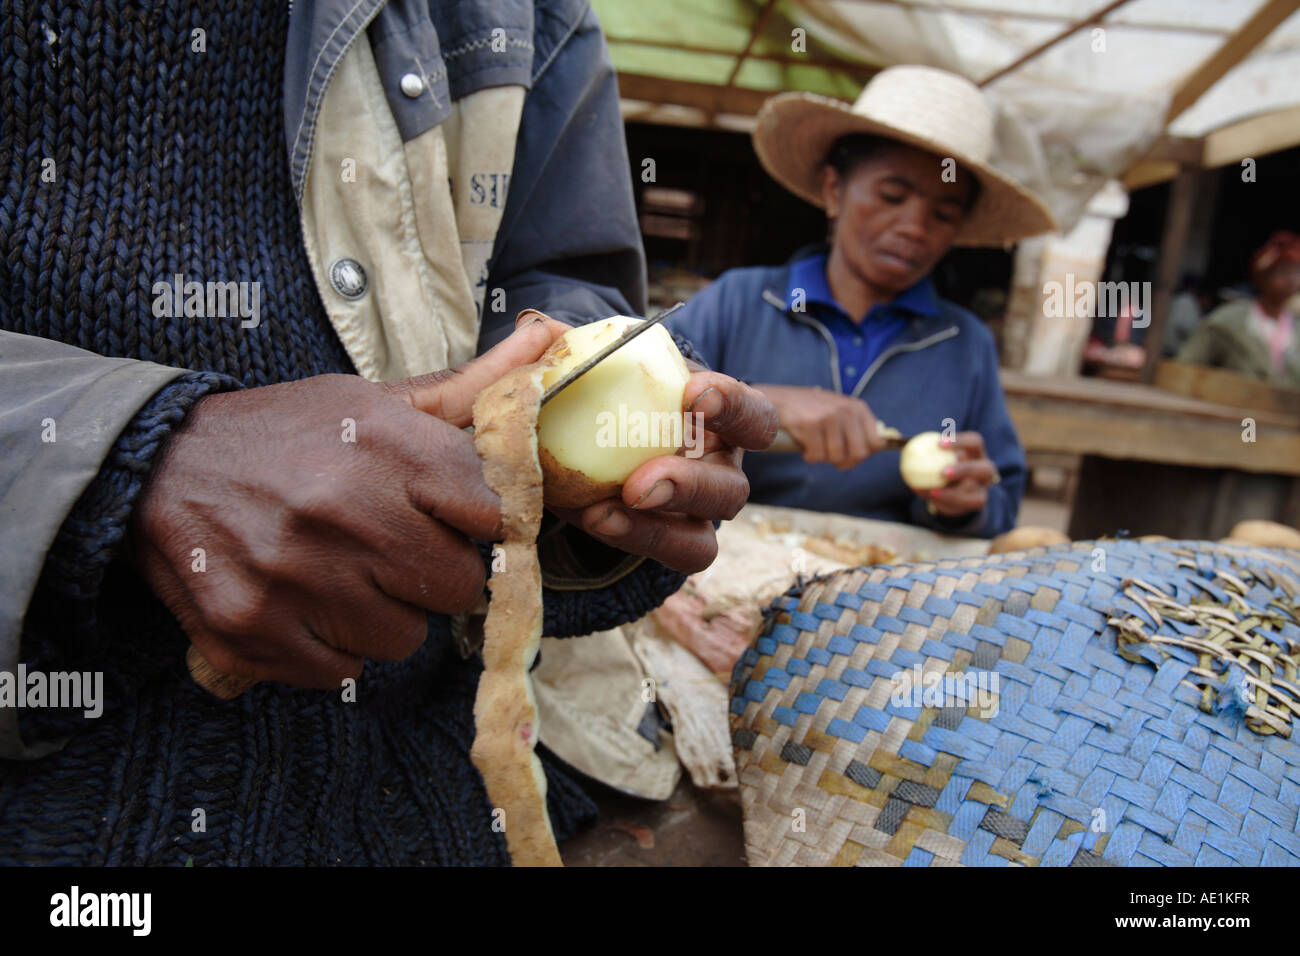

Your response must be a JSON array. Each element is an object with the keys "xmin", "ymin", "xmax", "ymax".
[
  {"xmin": 400, "ymin": 72, "xmax": 424, "ymax": 98},
  {"xmin": 845, "ymin": 365, "xmax": 857, "ymax": 377},
  {"xmin": 853, "ymin": 336, "xmax": 863, "ymax": 347}
]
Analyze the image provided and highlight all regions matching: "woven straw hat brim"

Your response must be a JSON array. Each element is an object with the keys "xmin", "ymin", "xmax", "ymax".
[{"xmin": 753, "ymin": 92, "xmax": 1058, "ymax": 247}]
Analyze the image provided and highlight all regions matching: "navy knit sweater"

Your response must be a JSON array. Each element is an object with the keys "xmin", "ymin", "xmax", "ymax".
[{"xmin": 0, "ymin": 1, "xmax": 685, "ymax": 864}]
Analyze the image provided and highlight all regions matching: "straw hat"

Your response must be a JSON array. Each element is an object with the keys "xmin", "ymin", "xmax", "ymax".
[{"xmin": 752, "ymin": 65, "xmax": 1058, "ymax": 246}]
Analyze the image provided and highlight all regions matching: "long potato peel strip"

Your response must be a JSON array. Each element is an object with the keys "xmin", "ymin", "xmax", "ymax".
[{"xmin": 470, "ymin": 355, "xmax": 564, "ymax": 867}]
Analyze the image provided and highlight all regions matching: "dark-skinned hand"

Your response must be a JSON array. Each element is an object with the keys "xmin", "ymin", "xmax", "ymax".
[
  {"xmin": 918, "ymin": 431, "xmax": 999, "ymax": 518},
  {"xmin": 129, "ymin": 322, "xmax": 561, "ymax": 689},
  {"xmin": 753, "ymin": 383, "xmax": 889, "ymax": 469},
  {"xmin": 131, "ymin": 314, "xmax": 777, "ymax": 689}
]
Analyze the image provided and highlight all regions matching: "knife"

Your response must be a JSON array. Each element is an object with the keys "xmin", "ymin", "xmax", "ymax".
[
  {"xmin": 765, "ymin": 421, "xmax": 911, "ymax": 454},
  {"xmin": 187, "ymin": 303, "xmax": 687, "ymax": 699},
  {"xmin": 541, "ymin": 302, "xmax": 683, "ymax": 405}
]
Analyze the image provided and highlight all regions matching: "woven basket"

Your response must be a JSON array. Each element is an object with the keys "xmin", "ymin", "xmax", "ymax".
[{"xmin": 730, "ymin": 539, "xmax": 1300, "ymax": 867}]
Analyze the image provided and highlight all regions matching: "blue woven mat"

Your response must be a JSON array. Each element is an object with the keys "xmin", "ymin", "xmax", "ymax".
[{"xmin": 729, "ymin": 540, "xmax": 1300, "ymax": 867}]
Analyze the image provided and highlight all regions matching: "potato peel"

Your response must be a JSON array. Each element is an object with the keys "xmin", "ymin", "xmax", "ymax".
[{"xmin": 470, "ymin": 356, "xmax": 563, "ymax": 867}]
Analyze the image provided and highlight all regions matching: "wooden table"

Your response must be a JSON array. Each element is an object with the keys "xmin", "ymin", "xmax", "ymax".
[{"xmin": 1001, "ymin": 370, "xmax": 1300, "ymax": 539}]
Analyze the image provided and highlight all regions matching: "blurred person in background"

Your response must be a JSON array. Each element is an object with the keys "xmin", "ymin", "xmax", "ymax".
[
  {"xmin": 1177, "ymin": 231, "xmax": 1300, "ymax": 387},
  {"xmin": 1161, "ymin": 273, "xmax": 1215, "ymax": 357},
  {"xmin": 666, "ymin": 66, "xmax": 1057, "ymax": 538}
]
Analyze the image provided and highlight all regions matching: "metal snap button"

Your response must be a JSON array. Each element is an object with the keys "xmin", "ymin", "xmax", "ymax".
[{"xmin": 329, "ymin": 258, "xmax": 367, "ymax": 299}]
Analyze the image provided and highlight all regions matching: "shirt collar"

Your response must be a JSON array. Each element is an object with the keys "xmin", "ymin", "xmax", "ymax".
[{"xmin": 784, "ymin": 251, "xmax": 941, "ymax": 321}]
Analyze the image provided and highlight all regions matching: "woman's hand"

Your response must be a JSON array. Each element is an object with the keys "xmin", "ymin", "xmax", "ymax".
[
  {"xmin": 920, "ymin": 431, "xmax": 999, "ymax": 518},
  {"xmin": 754, "ymin": 384, "xmax": 889, "ymax": 469}
]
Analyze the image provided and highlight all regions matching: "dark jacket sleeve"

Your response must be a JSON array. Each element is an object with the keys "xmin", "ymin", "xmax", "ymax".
[
  {"xmin": 472, "ymin": 0, "xmax": 695, "ymax": 636},
  {"xmin": 906, "ymin": 324, "xmax": 1025, "ymax": 538},
  {"xmin": 478, "ymin": 0, "xmax": 647, "ymax": 350},
  {"xmin": 661, "ymin": 272, "xmax": 733, "ymax": 372}
]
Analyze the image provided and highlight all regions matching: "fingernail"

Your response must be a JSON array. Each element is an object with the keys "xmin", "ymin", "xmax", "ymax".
[
  {"xmin": 938, "ymin": 437, "xmax": 953, "ymax": 447},
  {"xmin": 631, "ymin": 479, "xmax": 675, "ymax": 510},
  {"xmin": 688, "ymin": 386, "xmax": 723, "ymax": 418},
  {"xmin": 942, "ymin": 466, "xmax": 955, "ymax": 479},
  {"xmin": 515, "ymin": 310, "xmax": 543, "ymax": 329},
  {"xmin": 593, "ymin": 505, "xmax": 631, "ymax": 536}
]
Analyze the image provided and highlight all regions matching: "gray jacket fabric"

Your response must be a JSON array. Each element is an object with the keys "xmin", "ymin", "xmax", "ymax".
[{"xmin": 0, "ymin": 340, "xmax": 193, "ymax": 757}]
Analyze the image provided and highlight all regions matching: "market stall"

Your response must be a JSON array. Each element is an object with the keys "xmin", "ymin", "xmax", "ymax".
[{"xmin": 1002, "ymin": 369, "xmax": 1300, "ymax": 539}]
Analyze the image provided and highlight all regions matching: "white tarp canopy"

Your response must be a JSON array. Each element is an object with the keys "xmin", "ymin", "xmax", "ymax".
[{"xmin": 597, "ymin": 0, "xmax": 1300, "ymax": 232}]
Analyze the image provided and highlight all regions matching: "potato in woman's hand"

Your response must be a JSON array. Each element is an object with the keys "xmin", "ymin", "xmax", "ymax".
[{"xmin": 899, "ymin": 431, "xmax": 959, "ymax": 491}]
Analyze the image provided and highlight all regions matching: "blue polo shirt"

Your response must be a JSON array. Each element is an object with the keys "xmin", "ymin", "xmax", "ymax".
[{"xmin": 786, "ymin": 253, "xmax": 940, "ymax": 393}]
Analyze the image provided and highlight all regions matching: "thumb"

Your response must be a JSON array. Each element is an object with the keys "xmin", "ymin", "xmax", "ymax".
[{"xmin": 384, "ymin": 314, "xmax": 567, "ymax": 427}]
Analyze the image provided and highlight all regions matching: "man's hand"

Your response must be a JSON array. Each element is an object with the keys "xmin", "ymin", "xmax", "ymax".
[
  {"xmin": 491, "ymin": 313, "xmax": 778, "ymax": 576},
  {"xmin": 754, "ymin": 384, "xmax": 888, "ymax": 469},
  {"xmin": 130, "ymin": 321, "xmax": 560, "ymax": 689},
  {"xmin": 919, "ymin": 431, "xmax": 998, "ymax": 518}
]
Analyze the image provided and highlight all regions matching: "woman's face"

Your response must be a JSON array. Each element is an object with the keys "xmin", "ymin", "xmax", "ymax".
[{"xmin": 820, "ymin": 143, "xmax": 972, "ymax": 295}]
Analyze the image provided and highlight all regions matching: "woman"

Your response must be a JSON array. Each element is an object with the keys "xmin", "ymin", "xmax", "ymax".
[
  {"xmin": 666, "ymin": 65, "xmax": 1057, "ymax": 538},
  {"xmin": 1177, "ymin": 232, "xmax": 1300, "ymax": 387}
]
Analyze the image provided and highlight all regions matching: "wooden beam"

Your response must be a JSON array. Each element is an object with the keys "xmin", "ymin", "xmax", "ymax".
[
  {"xmin": 835, "ymin": 0, "xmax": 1234, "ymax": 34},
  {"xmin": 1000, "ymin": 371, "xmax": 1300, "ymax": 475},
  {"xmin": 1165, "ymin": 0, "xmax": 1300, "ymax": 123},
  {"xmin": 1154, "ymin": 359, "xmax": 1300, "ymax": 417},
  {"xmin": 1119, "ymin": 134, "xmax": 1203, "ymax": 189},
  {"xmin": 1145, "ymin": 135, "xmax": 1205, "ymax": 165},
  {"xmin": 978, "ymin": 0, "xmax": 1135, "ymax": 87},
  {"xmin": 604, "ymin": 34, "xmax": 876, "ymax": 75},
  {"xmin": 1202, "ymin": 104, "xmax": 1300, "ymax": 167},
  {"xmin": 1140, "ymin": 165, "xmax": 1198, "ymax": 383},
  {"xmin": 1118, "ymin": 0, "xmax": 1300, "ymax": 187},
  {"xmin": 1008, "ymin": 404, "xmax": 1300, "ymax": 474},
  {"xmin": 1128, "ymin": 104, "xmax": 1300, "ymax": 186},
  {"xmin": 724, "ymin": 0, "xmax": 780, "ymax": 89},
  {"xmin": 1121, "ymin": 159, "xmax": 1181, "ymax": 192},
  {"xmin": 616, "ymin": 73, "xmax": 775, "ymax": 117},
  {"xmin": 1002, "ymin": 369, "xmax": 1300, "ymax": 426}
]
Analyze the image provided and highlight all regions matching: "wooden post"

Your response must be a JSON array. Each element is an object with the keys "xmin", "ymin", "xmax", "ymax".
[
  {"xmin": 1138, "ymin": 0, "xmax": 1300, "ymax": 380},
  {"xmin": 1140, "ymin": 166, "xmax": 1197, "ymax": 382}
]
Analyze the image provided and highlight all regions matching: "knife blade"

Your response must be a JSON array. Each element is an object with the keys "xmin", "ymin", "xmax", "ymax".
[{"xmin": 540, "ymin": 302, "xmax": 684, "ymax": 405}]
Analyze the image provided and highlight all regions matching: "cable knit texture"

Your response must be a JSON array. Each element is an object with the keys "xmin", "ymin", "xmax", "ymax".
[{"xmin": 0, "ymin": 0, "xmax": 682, "ymax": 864}]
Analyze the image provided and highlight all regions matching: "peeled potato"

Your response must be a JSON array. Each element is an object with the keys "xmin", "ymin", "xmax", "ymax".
[
  {"xmin": 537, "ymin": 316, "xmax": 691, "ymax": 509},
  {"xmin": 988, "ymin": 526, "xmax": 1070, "ymax": 554},
  {"xmin": 899, "ymin": 431, "xmax": 959, "ymax": 491},
  {"xmin": 1222, "ymin": 520, "xmax": 1300, "ymax": 550}
]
